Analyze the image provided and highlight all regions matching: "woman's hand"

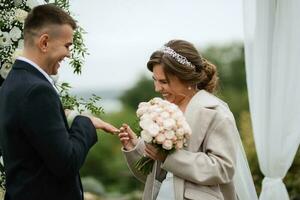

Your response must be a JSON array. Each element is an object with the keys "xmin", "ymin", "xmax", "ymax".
[
  {"xmin": 118, "ymin": 124, "xmax": 138, "ymax": 151},
  {"xmin": 144, "ymin": 143, "xmax": 167, "ymax": 162}
]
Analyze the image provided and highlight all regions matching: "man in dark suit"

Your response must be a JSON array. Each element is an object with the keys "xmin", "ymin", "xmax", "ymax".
[{"xmin": 0, "ymin": 4, "xmax": 118, "ymax": 200}]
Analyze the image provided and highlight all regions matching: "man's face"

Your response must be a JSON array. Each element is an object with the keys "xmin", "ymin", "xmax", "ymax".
[{"xmin": 45, "ymin": 24, "xmax": 73, "ymax": 75}]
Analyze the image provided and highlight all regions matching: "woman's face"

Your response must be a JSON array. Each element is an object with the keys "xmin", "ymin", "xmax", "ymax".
[{"xmin": 152, "ymin": 64, "xmax": 188, "ymax": 105}]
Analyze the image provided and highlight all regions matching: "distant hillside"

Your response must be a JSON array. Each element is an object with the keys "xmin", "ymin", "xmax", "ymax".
[
  {"xmin": 70, "ymin": 89, "xmax": 124, "ymax": 100},
  {"xmin": 68, "ymin": 89, "xmax": 124, "ymax": 113}
]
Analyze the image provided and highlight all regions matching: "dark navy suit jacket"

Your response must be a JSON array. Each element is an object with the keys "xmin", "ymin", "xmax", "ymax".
[{"xmin": 0, "ymin": 60, "xmax": 97, "ymax": 200}]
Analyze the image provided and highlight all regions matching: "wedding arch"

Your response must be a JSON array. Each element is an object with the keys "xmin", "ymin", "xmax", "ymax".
[{"xmin": 243, "ymin": 0, "xmax": 300, "ymax": 199}]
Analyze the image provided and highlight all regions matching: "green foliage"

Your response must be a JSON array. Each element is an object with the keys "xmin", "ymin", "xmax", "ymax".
[
  {"xmin": 70, "ymin": 26, "xmax": 89, "ymax": 74},
  {"xmin": 201, "ymin": 42, "xmax": 249, "ymax": 127},
  {"xmin": 203, "ymin": 42, "xmax": 247, "ymax": 92},
  {"xmin": 58, "ymin": 82, "xmax": 104, "ymax": 116},
  {"xmin": 51, "ymin": 0, "xmax": 89, "ymax": 74}
]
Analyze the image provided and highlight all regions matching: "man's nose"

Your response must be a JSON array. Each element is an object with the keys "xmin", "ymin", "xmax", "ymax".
[{"xmin": 66, "ymin": 50, "xmax": 71, "ymax": 58}]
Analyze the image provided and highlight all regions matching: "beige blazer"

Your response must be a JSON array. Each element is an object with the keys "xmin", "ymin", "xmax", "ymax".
[{"xmin": 123, "ymin": 90, "xmax": 238, "ymax": 200}]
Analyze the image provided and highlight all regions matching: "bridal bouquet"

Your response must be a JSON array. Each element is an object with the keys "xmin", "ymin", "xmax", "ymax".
[{"xmin": 135, "ymin": 97, "xmax": 192, "ymax": 175}]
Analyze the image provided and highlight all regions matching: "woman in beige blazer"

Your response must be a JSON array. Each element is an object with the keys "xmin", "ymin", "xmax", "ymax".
[{"xmin": 119, "ymin": 40, "xmax": 239, "ymax": 200}]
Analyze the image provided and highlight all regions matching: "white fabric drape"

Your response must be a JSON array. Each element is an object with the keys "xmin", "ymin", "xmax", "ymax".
[
  {"xmin": 233, "ymin": 135, "xmax": 258, "ymax": 200},
  {"xmin": 243, "ymin": 0, "xmax": 300, "ymax": 200}
]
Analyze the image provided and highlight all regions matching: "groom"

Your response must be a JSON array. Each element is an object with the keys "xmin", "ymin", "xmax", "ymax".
[{"xmin": 0, "ymin": 4, "xmax": 118, "ymax": 200}]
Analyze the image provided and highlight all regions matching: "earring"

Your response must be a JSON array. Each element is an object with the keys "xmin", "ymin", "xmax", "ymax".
[{"xmin": 188, "ymin": 86, "xmax": 192, "ymax": 90}]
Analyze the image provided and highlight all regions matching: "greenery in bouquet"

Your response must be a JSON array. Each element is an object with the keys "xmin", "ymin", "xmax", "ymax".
[
  {"xmin": 0, "ymin": 0, "xmax": 102, "ymax": 190},
  {"xmin": 134, "ymin": 97, "xmax": 192, "ymax": 175}
]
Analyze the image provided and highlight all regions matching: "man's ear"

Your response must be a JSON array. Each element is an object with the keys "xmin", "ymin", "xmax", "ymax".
[{"xmin": 38, "ymin": 34, "xmax": 49, "ymax": 53}]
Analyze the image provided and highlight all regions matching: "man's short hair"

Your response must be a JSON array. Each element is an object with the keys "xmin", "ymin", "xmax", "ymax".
[{"xmin": 24, "ymin": 4, "xmax": 77, "ymax": 41}]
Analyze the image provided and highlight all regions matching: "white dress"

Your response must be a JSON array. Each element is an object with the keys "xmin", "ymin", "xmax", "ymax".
[{"xmin": 156, "ymin": 172, "xmax": 175, "ymax": 200}]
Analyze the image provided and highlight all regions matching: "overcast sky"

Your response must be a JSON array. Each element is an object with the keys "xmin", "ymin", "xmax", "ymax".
[{"xmin": 59, "ymin": 0, "xmax": 244, "ymax": 91}]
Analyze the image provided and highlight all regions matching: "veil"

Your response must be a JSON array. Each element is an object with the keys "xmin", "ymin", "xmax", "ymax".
[{"xmin": 233, "ymin": 131, "xmax": 258, "ymax": 200}]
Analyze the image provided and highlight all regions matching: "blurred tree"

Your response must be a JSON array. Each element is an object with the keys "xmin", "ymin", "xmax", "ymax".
[
  {"xmin": 119, "ymin": 75, "xmax": 158, "ymax": 111},
  {"xmin": 202, "ymin": 42, "xmax": 249, "ymax": 125},
  {"xmin": 80, "ymin": 106, "xmax": 143, "ymax": 194}
]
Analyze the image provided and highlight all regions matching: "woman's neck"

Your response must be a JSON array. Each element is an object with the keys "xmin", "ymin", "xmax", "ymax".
[{"xmin": 177, "ymin": 90, "xmax": 198, "ymax": 112}]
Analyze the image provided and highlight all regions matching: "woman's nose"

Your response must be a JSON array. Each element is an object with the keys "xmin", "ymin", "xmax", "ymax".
[{"xmin": 154, "ymin": 82, "xmax": 162, "ymax": 92}]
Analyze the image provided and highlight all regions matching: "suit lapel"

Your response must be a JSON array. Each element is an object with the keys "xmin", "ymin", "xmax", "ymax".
[
  {"xmin": 13, "ymin": 60, "xmax": 70, "ymax": 129},
  {"xmin": 13, "ymin": 60, "xmax": 50, "ymax": 83}
]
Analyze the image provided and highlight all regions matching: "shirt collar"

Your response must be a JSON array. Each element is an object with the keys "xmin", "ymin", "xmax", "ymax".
[{"xmin": 17, "ymin": 56, "xmax": 59, "ymax": 93}]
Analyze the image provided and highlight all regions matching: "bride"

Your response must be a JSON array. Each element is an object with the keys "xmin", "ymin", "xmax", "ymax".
[{"xmin": 118, "ymin": 39, "xmax": 257, "ymax": 200}]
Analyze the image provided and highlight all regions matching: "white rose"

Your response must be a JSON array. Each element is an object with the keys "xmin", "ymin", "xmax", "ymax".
[
  {"xmin": 12, "ymin": 49, "xmax": 23, "ymax": 63},
  {"xmin": 162, "ymin": 140, "xmax": 173, "ymax": 150},
  {"xmin": 136, "ymin": 107, "xmax": 147, "ymax": 117},
  {"xmin": 176, "ymin": 117, "xmax": 187, "ymax": 129},
  {"xmin": 165, "ymin": 130, "xmax": 175, "ymax": 140},
  {"xmin": 14, "ymin": 0, "xmax": 23, "ymax": 6},
  {"xmin": 139, "ymin": 118, "xmax": 152, "ymax": 129},
  {"xmin": 183, "ymin": 122, "xmax": 192, "ymax": 136},
  {"xmin": 0, "ymin": 31, "xmax": 12, "ymax": 47},
  {"xmin": 10, "ymin": 26, "xmax": 22, "ymax": 42},
  {"xmin": 150, "ymin": 105, "xmax": 163, "ymax": 113},
  {"xmin": 138, "ymin": 102, "xmax": 149, "ymax": 109},
  {"xmin": 140, "ymin": 113, "xmax": 153, "ymax": 121},
  {"xmin": 141, "ymin": 130, "xmax": 153, "ymax": 143},
  {"xmin": 15, "ymin": 8, "xmax": 28, "ymax": 23},
  {"xmin": 146, "ymin": 123, "xmax": 160, "ymax": 137},
  {"xmin": 154, "ymin": 116, "xmax": 164, "ymax": 126},
  {"xmin": 175, "ymin": 128, "xmax": 185, "ymax": 137},
  {"xmin": 160, "ymin": 111, "xmax": 170, "ymax": 119},
  {"xmin": 140, "ymin": 119, "xmax": 160, "ymax": 137},
  {"xmin": 149, "ymin": 112, "xmax": 159, "ymax": 120},
  {"xmin": 163, "ymin": 118, "xmax": 176, "ymax": 130},
  {"xmin": 175, "ymin": 140, "xmax": 183, "ymax": 149},
  {"xmin": 150, "ymin": 97, "xmax": 161, "ymax": 105},
  {"xmin": 0, "ymin": 63, "xmax": 12, "ymax": 79},
  {"xmin": 26, "ymin": 0, "xmax": 39, "ymax": 9},
  {"xmin": 18, "ymin": 39, "xmax": 24, "ymax": 49},
  {"xmin": 172, "ymin": 111, "xmax": 184, "ymax": 121},
  {"xmin": 155, "ymin": 133, "xmax": 166, "ymax": 144},
  {"xmin": 168, "ymin": 103, "xmax": 179, "ymax": 111}
]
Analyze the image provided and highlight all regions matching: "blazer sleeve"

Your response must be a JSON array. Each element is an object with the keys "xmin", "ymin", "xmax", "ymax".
[
  {"xmin": 20, "ymin": 84, "xmax": 97, "ymax": 178},
  {"xmin": 161, "ymin": 116, "xmax": 237, "ymax": 185},
  {"xmin": 122, "ymin": 139, "xmax": 147, "ymax": 183}
]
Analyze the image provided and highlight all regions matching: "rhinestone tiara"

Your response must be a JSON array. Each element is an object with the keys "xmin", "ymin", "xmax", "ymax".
[{"xmin": 160, "ymin": 46, "xmax": 195, "ymax": 69}]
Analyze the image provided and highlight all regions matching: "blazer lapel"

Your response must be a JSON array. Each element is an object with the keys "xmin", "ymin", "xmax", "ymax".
[{"xmin": 184, "ymin": 90, "xmax": 219, "ymax": 151}]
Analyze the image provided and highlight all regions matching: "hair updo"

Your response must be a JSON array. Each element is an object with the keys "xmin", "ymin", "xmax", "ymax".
[{"xmin": 147, "ymin": 39, "xmax": 219, "ymax": 93}]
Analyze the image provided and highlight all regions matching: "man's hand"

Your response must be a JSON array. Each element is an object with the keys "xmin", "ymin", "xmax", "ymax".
[{"xmin": 88, "ymin": 116, "xmax": 119, "ymax": 134}]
